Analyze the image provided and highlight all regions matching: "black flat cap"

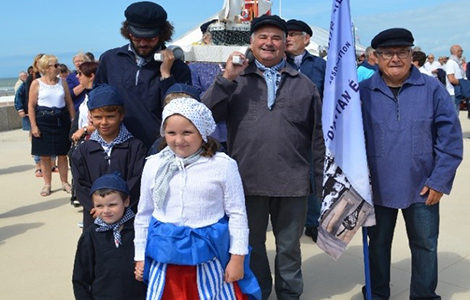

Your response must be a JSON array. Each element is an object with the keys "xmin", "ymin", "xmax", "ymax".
[
  {"xmin": 286, "ymin": 19, "xmax": 312, "ymax": 36},
  {"xmin": 200, "ymin": 19, "xmax": 217, "ymax": 34},
  {"xmin": 250, "ymin": 14, "xmax": 287, "ymax": 34},
  {"xmin": 371, "ymin": 28, "xmax": 414, "ymax": 49},
  {"xmin": 125, "ymin": 1, "xmax": 167, "ymax": 38}
]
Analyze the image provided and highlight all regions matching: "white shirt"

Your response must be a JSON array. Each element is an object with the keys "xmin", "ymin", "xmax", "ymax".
[
  {"xmin": 419, "ymin": 66, "xmax": 433, "ymax": 76},
  {"xmin": 37, "ymin": 78, "xmax": 66, "ymax": 108},
  {"xmin": 423, "ymin": 61, "xmax": 441, "ymax": 77},
  {"xmin": 445, "ymin": 60, "xmax": 464, "ymax": 96},
  {"xmin": 77, "ymin": 94, "xmax": 89, "ymax": 129},
  {"xmin": 134, "ymin": 152, "xmax": 249, "ymax": 261}
]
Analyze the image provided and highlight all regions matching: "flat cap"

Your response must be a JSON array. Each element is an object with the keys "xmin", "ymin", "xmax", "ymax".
[
  {"xmin": 164, "ymin": 83, "xmax": 201, "ymax": 101},
  {"xmin": 90, "ymin": 172, "xmax": 129, "ymax": 196},
  {"xmin": 200, "ymin": 19, "xmax": 217, "ymax": 34},
  {"xmin": 250, "ymin": 14, "xmax": 287, "ymax": 34},
  {"xmin": 125, "ymin": 1, "xmax": 167, "ymax": 38},
  {"xmin": 87, "ymin": 84, "xmax": 124, "ymax": 110},
  {"xmin": 286, "ymin": 19, "xmax": 312, "ymax": 36},
  {"xmin": 371, "ymin": 28, "xmax": 414, "ymax": 49}
]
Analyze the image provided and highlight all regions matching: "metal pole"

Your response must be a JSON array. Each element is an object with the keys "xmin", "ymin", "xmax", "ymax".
[{"xmin": 362, "ymin": 227, "xmax": 372, "ymax": 300}]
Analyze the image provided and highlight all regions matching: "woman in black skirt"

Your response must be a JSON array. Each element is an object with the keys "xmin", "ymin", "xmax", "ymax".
[{"xmin": 28, "ymin": 54, "xmax": 75, "ymax": 196}]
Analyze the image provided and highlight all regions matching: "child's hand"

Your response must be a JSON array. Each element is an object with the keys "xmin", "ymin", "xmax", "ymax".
[
  {"xmin": 90, "ymin": 208, "xmax": 99, "ymax": 219},
  {"xmin": 224, "ymin": 254, "xmax": 244, "ymax": 283},
  {"xmin": 135, "ymin": 261, "xmax": 144, "ymax": 281}
]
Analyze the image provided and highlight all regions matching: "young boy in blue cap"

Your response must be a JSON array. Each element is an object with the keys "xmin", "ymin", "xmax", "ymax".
[
  {"xmin": 71, "ymin": 84, "xmax": 147, "ymax": 230},
  {"xmin": 72, "ymin": 172, "xmax": 146, "ymax": 299}
]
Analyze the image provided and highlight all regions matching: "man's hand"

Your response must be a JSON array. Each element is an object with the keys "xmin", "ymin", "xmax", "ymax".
[
  {"xmin": 223, "ymin": 51, "xmax": 250, "ymax": 81},
  {"xmin": 159, "ymin": 49, "xmax": 175, "ymax": 79},
  {"xmin": 420, "ymin": 186, "xmax": 443, "ymax": 205}
]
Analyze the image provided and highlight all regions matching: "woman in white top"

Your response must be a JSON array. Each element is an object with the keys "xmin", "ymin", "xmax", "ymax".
[
  {"xmin": 133, "ymin": 98, "xmax": 261, "ymax": 299},
  {"xmin": 28, "ymin": 54, "xmax": 75, "ymax": 196}
]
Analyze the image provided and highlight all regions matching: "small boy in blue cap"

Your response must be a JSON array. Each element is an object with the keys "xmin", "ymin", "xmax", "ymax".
[
  {"xmin": 71, "ymin": 84, "xmax": 147, "ymax": 230},
  {"xmin": 72, "ymin": 172, "xmax": 146, "ymax": 299}
]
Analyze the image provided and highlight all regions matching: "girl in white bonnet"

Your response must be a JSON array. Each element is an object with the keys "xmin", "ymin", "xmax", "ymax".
[{"xmin": 134, "ymin": 97, "xmax": 261, "ymax": 299}]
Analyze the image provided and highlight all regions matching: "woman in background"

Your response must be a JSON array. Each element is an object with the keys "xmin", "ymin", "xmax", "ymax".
[{"xmin": 28, "ymin": 54, "xmax": 75, "ymax": 196}]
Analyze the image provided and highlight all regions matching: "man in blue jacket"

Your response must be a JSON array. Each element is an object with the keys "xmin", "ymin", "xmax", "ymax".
[
  {"xmin": 285, "ymin": 19, "xmax": 326, "ymax": 243},
  {"xmin": 95, "ymin": 1, "xmax": 191, "ymax": 147},
  {"xmin": 360, "ymin": 28, "xmax": 463, "ymax": 300}
]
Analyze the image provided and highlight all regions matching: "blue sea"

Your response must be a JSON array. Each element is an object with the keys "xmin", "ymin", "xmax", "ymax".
[{"xmin": 0, "ymin": 77, "xmax": 17, "ymax": 96}]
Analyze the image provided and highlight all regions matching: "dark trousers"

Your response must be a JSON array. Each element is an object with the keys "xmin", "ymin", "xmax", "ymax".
[
  {"xmin": 245, "ymin": 196, "xmax": 307, "ymax": 300},
  {"xmin": 367, "ymin": 203, "xmax": 440, "ymax": 300}
]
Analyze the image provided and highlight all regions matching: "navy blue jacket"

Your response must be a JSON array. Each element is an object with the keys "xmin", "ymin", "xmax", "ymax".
[
  {"xmin": 287, "ymin": 51, "xmax": 326, "ymax": 98},
  {"xmin": 72, "ymin": 219, "xmax": 146, "ymax": 300},
  {"xmin": 66, "ymin": 71, "xmax": 86, "ymax": 112},
  {"xmin": 14, "ymin": 82, "xmax": 26, "ymax": 113},
  {"xmin": 95, "ymin": 44, "xmax": 192, "ymax": 147},
  {"xmin": 360, "ymin": 67, "xmax": 463, "ymax": 208},
  {"xmin": 71, "ymin": 137, "xmax": 147, "ymax": 229}
]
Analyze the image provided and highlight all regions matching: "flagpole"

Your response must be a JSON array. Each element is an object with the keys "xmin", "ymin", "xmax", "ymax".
[{"xmin": 362, "ymin": 227, "xmax": 372, "ymax": 300}]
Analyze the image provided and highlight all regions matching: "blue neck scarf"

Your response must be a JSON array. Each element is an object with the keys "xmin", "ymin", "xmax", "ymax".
[
  {"xmin": 90, "ymin": 124, "xmax": 133, "ymax": 152},
  {"xmin": 153, "ymin": 146, "xmax": 203, "ymax": 209},
  {"xmin": 255, "ymin": 58, "xmax": 286, "ymax": 110},
  {"xmin": 95, "ymin": 207, "xmax": 135, "ymax": 248}
]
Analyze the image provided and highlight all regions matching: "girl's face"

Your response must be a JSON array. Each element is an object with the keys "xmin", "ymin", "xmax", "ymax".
[{"xmin": 164, "ymin": 114, "xmax": 203, "ymax": 158}]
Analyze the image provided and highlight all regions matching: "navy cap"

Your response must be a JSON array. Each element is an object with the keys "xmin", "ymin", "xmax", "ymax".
[
  {"xmin": 286, "ymin": 19, "xmax": 312, "ymax": 36},
  {"xmin": 125, "ymin": 1, "xmax": 167, "ymax": 38},
  {"xmin": 89, "ymin": 172, "xmax": 129, "ymax": 196},
  {"xmin": 200, "ymin": 19, "xmax": 217, "ymax": 34},
  {"xmin": 87, "ymin": 84, "xmax": 124, "ymax": 110},
  {"xmin": 371, "ymin": 28, "xmax": 414, "ymax": 49},
  {"xmin": 164, "ymin": 83, "xmax": 201, "ymax": 101},
  {"xmin": 250, "ymin": 14, "xmax": 287, "ymax": 34}
]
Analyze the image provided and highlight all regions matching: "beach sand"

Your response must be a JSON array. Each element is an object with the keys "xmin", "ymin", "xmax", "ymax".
[{"xmin": 1, "ymin": 115, "xmax": 470, "ymax": 299}]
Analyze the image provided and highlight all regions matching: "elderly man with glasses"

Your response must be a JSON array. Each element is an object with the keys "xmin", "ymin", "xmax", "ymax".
[{"xmin": 359, "ymin": 28, "xmax": 463, "ymax": 300}]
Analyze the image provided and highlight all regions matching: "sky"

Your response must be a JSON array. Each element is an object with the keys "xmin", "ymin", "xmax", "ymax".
[{"xmin": 1, "ymin": 0, "xmax": 469, "ymax": 78}]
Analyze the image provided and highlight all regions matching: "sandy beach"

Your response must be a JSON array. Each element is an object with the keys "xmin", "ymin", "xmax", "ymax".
[{"xmin": 0, "ymin": 113, "xmax": 469, "ymax": 300}]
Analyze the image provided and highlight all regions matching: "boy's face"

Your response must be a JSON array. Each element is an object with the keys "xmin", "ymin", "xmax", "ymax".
[
  {"xmin": 90, "ymin": 108, "xmax": 124, "ymax": 142},
  {"xmin": 92, "ymin": 192, "xmax": 129, "ymax": 224}
]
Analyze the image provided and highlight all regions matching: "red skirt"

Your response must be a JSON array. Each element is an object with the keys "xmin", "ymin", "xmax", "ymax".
[{"xmin": 161, "ymin": 264, "xmax": 248, "ymax": 300}]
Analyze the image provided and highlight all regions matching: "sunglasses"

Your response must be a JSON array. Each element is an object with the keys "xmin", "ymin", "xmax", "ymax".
[{"xmin": 49, "ymin": 63, "xmax": 60, "ymax": 68}]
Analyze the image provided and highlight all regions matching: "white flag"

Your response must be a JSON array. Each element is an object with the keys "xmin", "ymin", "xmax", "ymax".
[{"xmin": 317, "ymin": 0, "xmax": 375, "ymax": 260}]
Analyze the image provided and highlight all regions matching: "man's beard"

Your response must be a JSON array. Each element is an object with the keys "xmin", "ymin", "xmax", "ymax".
[{"xmin": 131, "ymin": 42, "xmax": 160, "ymax": 58}]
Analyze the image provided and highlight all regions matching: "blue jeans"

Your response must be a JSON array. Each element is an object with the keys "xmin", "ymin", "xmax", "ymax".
[{"xmin": 367, "ymin": 203, "xmax": 440, "ymax": 300}]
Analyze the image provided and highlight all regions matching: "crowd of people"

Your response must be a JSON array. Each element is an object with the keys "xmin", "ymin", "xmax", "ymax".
[{"xmin": 12, "ymin": 1, "xmax": 465, "ymax": 300}]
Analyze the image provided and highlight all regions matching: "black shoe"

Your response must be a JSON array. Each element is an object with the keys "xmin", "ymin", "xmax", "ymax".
[{"xmin": 305, "ymin": 226, "xmax": 318, "ymax": 243}]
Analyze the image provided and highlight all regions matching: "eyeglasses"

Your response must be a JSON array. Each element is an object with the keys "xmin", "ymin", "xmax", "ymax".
[
  {"xmin": 49, "ymin": 63, "xmax": 59, "ymax": 68},
  {"xmin": 376, "ymin": 49, "xmax": 411, "ymax": 60},
  {"xmin": 287, "ymin": 31, "xmax": 305, "ymax": 37}
]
